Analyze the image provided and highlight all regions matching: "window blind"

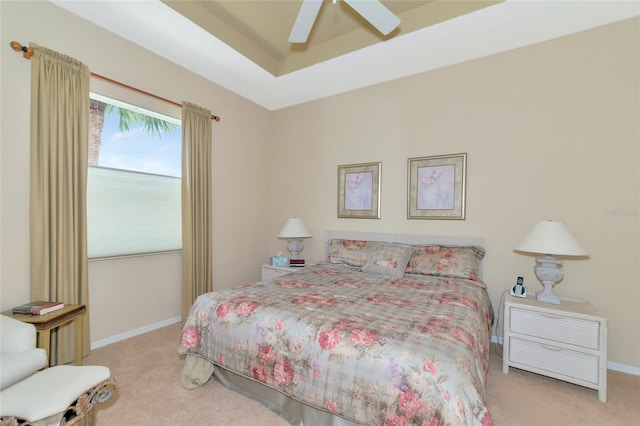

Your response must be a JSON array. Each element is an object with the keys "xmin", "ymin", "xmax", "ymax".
[{"xmin": 87, "ymin": 166, "xmax": 181, "ymax": 258}]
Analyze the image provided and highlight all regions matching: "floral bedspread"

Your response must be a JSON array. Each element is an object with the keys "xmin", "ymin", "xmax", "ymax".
[{"xmin": 178, "ymin": 263, "xmax": 494, "ymax": 425}]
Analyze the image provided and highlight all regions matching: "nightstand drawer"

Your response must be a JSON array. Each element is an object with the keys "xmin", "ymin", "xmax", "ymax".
[
  {"xmin": 510, "ymin": 337, "xmax": 599, "ymax": 384},
  {"xmin": 510, "ymin": 307, "xmax": 600, "ymax": 349}
]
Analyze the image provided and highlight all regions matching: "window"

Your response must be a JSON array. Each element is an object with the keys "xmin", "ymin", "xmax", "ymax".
[{"xmin": 87, "ymin": 94, "xmax": 182, "ymax": 258}]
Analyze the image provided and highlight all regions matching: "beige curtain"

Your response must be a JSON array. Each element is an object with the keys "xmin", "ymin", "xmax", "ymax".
[
  {"xmin": 181, "ymin": 102, "xmax": 213, "ymax": 318},
  {"xmin": 29, "ymin": 43, "xmax": 90, "ymax": 364}
]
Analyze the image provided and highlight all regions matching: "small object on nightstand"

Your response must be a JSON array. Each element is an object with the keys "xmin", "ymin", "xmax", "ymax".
[
  {"xmin": 289, "ymin": 258, "xmax": 305, "ymax": 267},
  {"xmin": 510, "ymin": 276, "xmax": 527, "ymax": 298},
  {"xmin": 502, "ymin": 290, "xmax": 607, "ymax": 402},
  {"xmin": 270, "ymin": 252, "xmax": 289, "ymax": 267}
]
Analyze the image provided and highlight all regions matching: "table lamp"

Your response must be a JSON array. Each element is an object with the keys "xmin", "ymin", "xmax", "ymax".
[
  {"xmin": 514, "ymin": 220, "xmax": 588, "ymax": 304},
  {"xmin": 278, "ymin": 218, "xmax": 312, "ymax": 261}
]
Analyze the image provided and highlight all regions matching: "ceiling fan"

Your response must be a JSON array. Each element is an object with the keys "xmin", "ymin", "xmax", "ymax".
[{"xmin": 289, "ymin": 0, "xmax": 401, "ymax": 43}]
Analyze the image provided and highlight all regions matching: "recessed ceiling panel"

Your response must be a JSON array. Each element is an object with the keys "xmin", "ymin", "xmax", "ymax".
[{"xmin": 162, "ymin": 0, "xmax": 502, "ymax": 76}]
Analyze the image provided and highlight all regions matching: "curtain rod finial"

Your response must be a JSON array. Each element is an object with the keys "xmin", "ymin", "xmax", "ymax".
[
  {"xmin": 9, "ymin": 41, "xmax": 23, "ymax": 52},
  {"xmin": 10, "ymin": 41, "xmax": 33, "ymax": 59}
]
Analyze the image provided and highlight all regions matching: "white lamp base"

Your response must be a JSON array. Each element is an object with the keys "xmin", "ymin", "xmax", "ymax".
[
  {"xmin": 534, "ymin": 255, "xmax": 563, "ymax": 305},
  {"xmin": 536, "ymin": 282, "xmax": 561, "ymax": 304},
  {"xmin": 286, "ymin": 239, "xmax": 304, "ymax": 259}
]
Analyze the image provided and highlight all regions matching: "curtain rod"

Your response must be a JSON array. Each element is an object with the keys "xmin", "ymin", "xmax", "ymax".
[{"xmin": 10, "ymin": 41, "xmax": 221, "ymax": 122}]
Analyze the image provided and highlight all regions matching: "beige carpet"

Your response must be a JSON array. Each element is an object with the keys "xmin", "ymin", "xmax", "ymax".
[{"xmin": 84, "ymin": 323, "xmax": 639, "ymax": 425}]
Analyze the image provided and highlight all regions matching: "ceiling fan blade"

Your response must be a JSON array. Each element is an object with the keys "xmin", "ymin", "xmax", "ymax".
[
  {"xmin": 289, "ymin": 0, "xmax": 323, "ymax": 43},
  {"xmin": 344, "ymin": 0, "xmax": 401, "ymax": 36}
]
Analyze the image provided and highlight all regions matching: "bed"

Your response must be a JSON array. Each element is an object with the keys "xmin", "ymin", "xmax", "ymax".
[{"xmin": 178, "ymin": 231, "xmax": 494, "ymax": 425}]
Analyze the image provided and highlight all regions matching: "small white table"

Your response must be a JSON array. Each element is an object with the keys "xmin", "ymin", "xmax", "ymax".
[
  {"xmin": 502, "ymin": 291, "xmax": 607, "ymax": 402},
  {"xmin": 261, "ymin": 264, "xmax": 304, "ymax": 281}
]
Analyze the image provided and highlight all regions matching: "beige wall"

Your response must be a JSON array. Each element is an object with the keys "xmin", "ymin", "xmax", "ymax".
[
  {"xmin": 269, "ymin": 18, "xmax": 639, "ymax": 369},
  {"xmin": 1, "ymin": 2, "xmax": 638, "ymax": 369},
  {"xmin": 0, "ymin": 1, "xmax": 272, "ymax": 342}
]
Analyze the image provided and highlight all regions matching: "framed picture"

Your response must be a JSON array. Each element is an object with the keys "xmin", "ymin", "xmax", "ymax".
[
  {"xmin": 407, "ymin": 153, "xmax": 467, "ymax": 220},
  {"xmin": 337, "ymin": 162, "xmax": 381, "ymax": 219}
]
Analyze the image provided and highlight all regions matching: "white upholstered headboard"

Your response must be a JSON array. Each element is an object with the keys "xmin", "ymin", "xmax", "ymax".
[{"xmin": 324, "ymin": 230, "xmax": 485, "ymax": 279}]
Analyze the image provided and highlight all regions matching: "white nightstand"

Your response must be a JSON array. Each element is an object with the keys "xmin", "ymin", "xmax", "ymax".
[
  {"xmin": 261, "ymin": 264, "xmax": 303, "ymax": 281},
  {"xmin": 502, "ymin": 290, "xmax": 608, "ymax": 402}
]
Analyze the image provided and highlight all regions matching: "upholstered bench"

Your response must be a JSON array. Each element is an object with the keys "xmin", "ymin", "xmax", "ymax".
[
  {"xmin": 0, "ymin": 365, "xmax": 117, "ymax": 425},
  {"xmin": 0, "ymin": 315, "xmax": 48, "ymax": 390}
]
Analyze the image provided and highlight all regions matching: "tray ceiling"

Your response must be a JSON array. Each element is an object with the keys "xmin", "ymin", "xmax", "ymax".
[
  {"xmin": 51, "ymin": 0, "xmax": 639, "ymax": 110},
  {"xmin": 162, "ymin": 1, "xmax": 500, "ymax": 76}
]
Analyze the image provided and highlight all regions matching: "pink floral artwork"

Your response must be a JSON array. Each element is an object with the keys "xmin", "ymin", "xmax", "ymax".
[
  {"xmin": 345, "ymin": 172, "xmax": 373, "ymax": 210},
  {"xmin": 417, "ymin": 165, "xmax": 455, "ymax": 210}
]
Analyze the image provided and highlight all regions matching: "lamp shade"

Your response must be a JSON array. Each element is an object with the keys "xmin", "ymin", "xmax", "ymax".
[
  {"xmin": 515, "ymin": 220, "xmax": 588, "ymax": 256},
  {"xmin": 278, "ymin": 218, "xmax": 312, "ymax": 239}
]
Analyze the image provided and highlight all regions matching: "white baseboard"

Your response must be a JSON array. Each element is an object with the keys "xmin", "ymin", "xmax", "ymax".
[
  {"xmin": 90, "ymin": 316, "xmax": 182, "ymax": 350},
  {"xmin": 607, "ymin": 361, "xmax": 640, "ymax": 376},
  {"xmin": 491, "ymin": 335, "xmax": 639, "ymax": 376},
  {"xmin": 491, "ymin": 335, "xmax": 503, "ymax": 345}
]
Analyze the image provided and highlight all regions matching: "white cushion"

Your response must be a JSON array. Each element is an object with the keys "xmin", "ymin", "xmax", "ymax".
[
  {"xmin": 0, "ymin": 315, "xmax": 37, "ymax": 353},
  {"xmin": 0, "ymin": 365, "xmax": 111, "ymax": 421},
  {"xmin": 0, "ymin": 349, "xmax": 48, "ymax": 390},
  {"xmin": 0, "ymin": 315, "xmax": 48, "ymax": 390}
]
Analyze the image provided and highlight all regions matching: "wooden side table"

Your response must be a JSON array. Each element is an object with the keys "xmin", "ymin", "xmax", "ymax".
[{"xmin": 3, "ymin": 304, "xmax": 86, "ymax": 368}]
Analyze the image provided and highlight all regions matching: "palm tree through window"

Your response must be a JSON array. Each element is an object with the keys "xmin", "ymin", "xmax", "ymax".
[{"xmin": 87, "ymin": 94, "xmax": 182, "ymax": 258}]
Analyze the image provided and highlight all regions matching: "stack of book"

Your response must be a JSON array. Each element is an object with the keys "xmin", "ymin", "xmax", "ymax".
[{"xmin": 12, "ymin": 301, "xmax": 64, "ymax": 315}]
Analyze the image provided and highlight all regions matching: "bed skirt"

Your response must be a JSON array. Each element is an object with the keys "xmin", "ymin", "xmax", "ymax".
[{"xmin": 181, "ymin": 355, "xmax": 360, "ymax": 426}]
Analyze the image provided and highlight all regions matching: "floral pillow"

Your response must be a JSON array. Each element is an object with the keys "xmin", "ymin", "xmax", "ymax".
[
  {"xmin": 405, "ymin": 245, "xmax": 485, "ymax": 281},
  {"xmin": 327, "ymin": 239, "xmax": 376, "ymax": 267},
  {"xmin": 362, "ymin": 243, "xmax": 414, "ymax": 278}
]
